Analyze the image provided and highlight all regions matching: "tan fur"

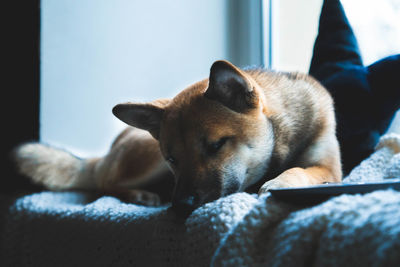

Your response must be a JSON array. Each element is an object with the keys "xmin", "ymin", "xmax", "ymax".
[
  {"xmin": 14, "ymin": 60, "xmax": 342, "ymax": 210},
  {"xmin": 15, "ymin": 143, "xmax": 91, "ymax": 190}
]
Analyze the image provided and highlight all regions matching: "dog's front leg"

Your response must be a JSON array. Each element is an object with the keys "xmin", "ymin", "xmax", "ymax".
[{"xmin": 258, "ymin": 166, "xmax": 338, "ymax": 194}]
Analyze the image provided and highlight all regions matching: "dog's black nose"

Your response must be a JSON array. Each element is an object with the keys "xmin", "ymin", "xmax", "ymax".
[{"xmin": 171, "ymin": 196, "xmax": 198, "ymax": 218}]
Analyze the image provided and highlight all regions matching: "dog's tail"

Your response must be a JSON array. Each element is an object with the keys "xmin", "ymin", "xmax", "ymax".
[{"xmin": 13, "ymin": 143, "xmax": 99, "ymax": 190}]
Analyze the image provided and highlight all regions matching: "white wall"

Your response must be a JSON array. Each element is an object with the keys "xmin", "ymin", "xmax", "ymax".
[
  {"xmin": 41, "ymin": 0, "xmax": 232, "ymax": 157},
  {"xmin": 271, "ymin": 0, "xmax": 323, "ymax": 72}
]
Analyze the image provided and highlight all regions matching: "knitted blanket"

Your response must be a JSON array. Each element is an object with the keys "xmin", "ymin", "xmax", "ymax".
[{"xmin": 1, "ymin": 134, "xmax": 400, "ymax": 266}]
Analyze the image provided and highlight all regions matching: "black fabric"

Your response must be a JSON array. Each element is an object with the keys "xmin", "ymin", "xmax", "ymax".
[
  {"xmin": 1, "ymin": 1, "xmax": 42, "ymax": 193},
  {"xmin": 309, "ymin": 0, "xmax": 363, "ymax": 80},
  {"xmin": 309, "ymin": 0, "xmax": 400, "ymax": 174}
]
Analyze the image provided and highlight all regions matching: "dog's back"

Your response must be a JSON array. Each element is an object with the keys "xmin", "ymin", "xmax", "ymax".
[{"xmin": 243, "ymin": 69, "xmax": 341, "ymax": 191}]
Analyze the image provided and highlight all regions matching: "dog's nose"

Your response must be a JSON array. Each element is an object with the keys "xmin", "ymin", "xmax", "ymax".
[{"xmin": 171, "ymin": 195, "xmax": 198, "ymax": 218}]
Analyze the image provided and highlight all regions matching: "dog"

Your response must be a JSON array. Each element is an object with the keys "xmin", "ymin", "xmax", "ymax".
[{"xmin": 14, "ymin": 60, "xmax": 342, "ymax": 216}]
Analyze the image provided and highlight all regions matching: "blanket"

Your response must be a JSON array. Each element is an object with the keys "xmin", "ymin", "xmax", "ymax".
[{"xmin": 1, "ymin": 134, "xmax": 400, "ymax": 266}]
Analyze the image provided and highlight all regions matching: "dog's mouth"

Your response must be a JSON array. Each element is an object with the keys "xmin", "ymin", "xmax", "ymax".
[
  {"xmin": 170, "ymin": 191, "xmax": 220, "ymax": 219},
  {"xmin": 170, "ymin": 194, "xmax": 200, "ymax": 218}
]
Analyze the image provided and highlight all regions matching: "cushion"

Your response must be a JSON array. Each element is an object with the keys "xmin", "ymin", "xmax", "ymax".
[{"xmin": 309, "ymin": 0, "xmax": 400, "ymax": 174}]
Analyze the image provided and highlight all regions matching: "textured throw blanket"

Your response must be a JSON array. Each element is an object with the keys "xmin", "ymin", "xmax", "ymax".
[{"xmin": 1, "ymin": 134, "xmax": 400, "ymax": 266}]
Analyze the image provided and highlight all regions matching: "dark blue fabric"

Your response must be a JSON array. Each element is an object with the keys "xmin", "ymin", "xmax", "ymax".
[
  {"xmin": 309, "ymin": 0, "xmax": 400, "ymax": 174},
  {"xmin": 309, "ymin": 0, "xmax": 363, "ymax": 80}
]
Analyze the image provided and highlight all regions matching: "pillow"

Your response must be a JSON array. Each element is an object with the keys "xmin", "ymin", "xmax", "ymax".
[{"xmin": 309, "ymin": 0, "xmax": 400, "ymax": 174}]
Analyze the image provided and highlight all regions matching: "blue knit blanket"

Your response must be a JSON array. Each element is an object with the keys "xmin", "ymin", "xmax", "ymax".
[{"xmin": 1, "ymin": 134, "xmax": 400, "ymax": 266}]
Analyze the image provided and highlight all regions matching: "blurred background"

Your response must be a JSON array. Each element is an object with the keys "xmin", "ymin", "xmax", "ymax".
[{"xmin": 40, "ymin": 0, "xmax": 400, "ymax": 158}]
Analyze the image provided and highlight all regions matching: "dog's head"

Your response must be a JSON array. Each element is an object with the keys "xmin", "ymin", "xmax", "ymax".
[{"xmin": 113, "ymin": 60, "xmax": 274, "ymax": 216}]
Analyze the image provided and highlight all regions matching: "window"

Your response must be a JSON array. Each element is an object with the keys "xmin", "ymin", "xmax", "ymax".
[
  {"xmin": 41, "ymin": 0, "xmax": 238, "ymax": 157},
  {"xmin": 41, "ymin": 0, "xmax": 398, "ymax": 158}
]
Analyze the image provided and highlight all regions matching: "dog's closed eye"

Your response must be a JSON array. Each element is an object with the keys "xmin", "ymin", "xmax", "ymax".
[
  {"xmin": 206, "ymin": 137, "xmax": 230, "ymax": 155},
  {"xmin": 166, "ymin": 155, "xmax": 177, "ymax": 166}
]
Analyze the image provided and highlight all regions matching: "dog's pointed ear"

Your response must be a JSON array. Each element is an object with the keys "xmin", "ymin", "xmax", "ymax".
[
  {"xmin": 204, "ymin": 60, "xmax": 258, "ymax": 113},
  {"xmin": 112, "ymin": 102, "xmax": 165, "ymax": 139}
]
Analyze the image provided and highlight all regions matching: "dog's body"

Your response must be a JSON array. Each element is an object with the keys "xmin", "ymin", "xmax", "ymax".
[{"xmin": 15, "ymin": 60, "xmax": 342, "ymax": 215}]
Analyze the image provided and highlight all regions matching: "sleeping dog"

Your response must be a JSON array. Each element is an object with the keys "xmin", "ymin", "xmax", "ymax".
[{"xmin": 14, "ymin": 60, "xmax": 342, "ymax": 216}]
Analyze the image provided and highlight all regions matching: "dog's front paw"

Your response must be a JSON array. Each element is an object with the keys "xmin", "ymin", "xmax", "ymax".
[
  {"xmin": 258, "ymin": 178, "xmax": 291, "ymax": 195},
  {"xmin": 125, "ymin": 190, "xmax": 161, "ymax": 206}
]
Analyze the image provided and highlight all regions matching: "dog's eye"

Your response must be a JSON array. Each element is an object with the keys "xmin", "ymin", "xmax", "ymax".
[
  {"xmin": 166, "ymin": 156, "xmax": 177, "ymax": 165},
  {"xmin": 207, "ymin": 137, "xmax": 229, "ymax": 154}
]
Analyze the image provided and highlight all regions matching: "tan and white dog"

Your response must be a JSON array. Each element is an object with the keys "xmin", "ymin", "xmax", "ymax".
[{"xmin": 15, "ymin": 60, "xmax": 342, "ymax": 216}]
